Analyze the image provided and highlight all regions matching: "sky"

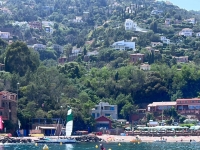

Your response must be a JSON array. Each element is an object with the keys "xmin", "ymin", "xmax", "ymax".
[{"xmin": 157, "ymin": 0, "xmax": 200, "ymax": 11}]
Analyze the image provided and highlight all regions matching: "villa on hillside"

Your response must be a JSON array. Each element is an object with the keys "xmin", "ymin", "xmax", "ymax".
[
  {"xmin": 172, "ymin": 56, "xmax": 188, "ymax": 63},
  {"xmin": 160, "ymin": 36, "xmax": 170, "ymax": 44},
  {"xmin": 32, "ymin": 44, "xmax": 46, "ymax": 51},
  {"xmin": 196, "ymin": 32, "xmax": 200, "ymax": 37},
  {"xmin": 140, "ymin": 64, "xmax": 151, "ymax": 71},
  {"xmin": 130, "ymin": 53, "xmax": 144, "ymax": 63},
  {"xmin": 184, "ymin": 18, "xmax": 196, "ymax": 25},
  {"xmin": 112, "ymin": 40, "xmax": 135, "ymax": 50},
  {"xmin": 165, "ymin": 18, "xmax": 171, "ymax": 25},
  {"xmin": 179, "ymin": 28, "xmax": 193, "ymax": 37},
  {"xmin": 91, "ymin": 102, "xmax": 118, "ymax": 120},
  {"xmin": 0, "ymin": 31, "xmax": 10, "ymax": 39},
  {"xmin": 151, "ymin": 42, "xmax": 163, "ymax": 47},
  {"xmin": 125, "ymin": 19, "xmax": 137, "ymax": 31}
]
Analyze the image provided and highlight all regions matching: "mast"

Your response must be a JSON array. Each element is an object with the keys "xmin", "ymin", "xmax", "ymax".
[{"xmin": 162, "ymin": 101, "xmax": 163, "ymax": 125}]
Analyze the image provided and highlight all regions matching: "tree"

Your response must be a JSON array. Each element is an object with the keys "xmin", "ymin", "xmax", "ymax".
[
  {"xmin": 5, "ymin": 41, "xmax": 40, "ymax": 76},
  {"xmin": 150, "ymin": 21, "xmax": 158, "ymax": 33}
]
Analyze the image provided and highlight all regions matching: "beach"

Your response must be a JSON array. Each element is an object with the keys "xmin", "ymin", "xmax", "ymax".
[{"xmin": 97, "ymin": 135, "xmax": 200, "ymax": 143}]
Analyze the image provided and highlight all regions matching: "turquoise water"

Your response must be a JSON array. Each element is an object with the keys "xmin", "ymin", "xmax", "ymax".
[{"xmin": 1, "ymin": 143, "xmax": 200, "ymax": 150}]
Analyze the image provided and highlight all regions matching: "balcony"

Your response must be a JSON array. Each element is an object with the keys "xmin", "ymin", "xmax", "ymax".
[{"xmin": 178, "ymin": 110, "xmax": 200, "ymax": 115}]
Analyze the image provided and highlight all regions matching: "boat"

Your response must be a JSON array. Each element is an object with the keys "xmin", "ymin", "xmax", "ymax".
[
  {"xmin": 154, "ymin": 139, "xmax": 167, "ymax": 142},
  {"xmin": 35, "ymin": 107, "xmax": 77, "ymax": 144},
  {"xmin": 35, "ymin": 137, "xmax": 76, "ymax": 144}
]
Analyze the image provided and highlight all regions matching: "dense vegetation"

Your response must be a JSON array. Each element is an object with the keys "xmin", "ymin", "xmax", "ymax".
[{"xmin": 1, "ymin": 0, "xmax": 200, "ymax": 131}]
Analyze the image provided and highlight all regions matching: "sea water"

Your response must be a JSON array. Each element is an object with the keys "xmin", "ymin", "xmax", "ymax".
[{"xmin": 1, "ymin": 142, "xmax": 200, "ymax": 150}]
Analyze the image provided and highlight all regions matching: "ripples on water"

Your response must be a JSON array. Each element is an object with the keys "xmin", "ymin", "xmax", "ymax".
[{"xmin": 1, "ymin": 142, "xmax": 200, "ymax": 150}]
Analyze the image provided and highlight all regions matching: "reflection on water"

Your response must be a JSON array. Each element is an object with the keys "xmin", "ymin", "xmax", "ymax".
[
  {"xmin": 1, "ymin": 142, "xmax": 200, "ymax": 150},
  {"xmin": 65, "ymin": 144, "xmax": 74, "ymax": 150}
]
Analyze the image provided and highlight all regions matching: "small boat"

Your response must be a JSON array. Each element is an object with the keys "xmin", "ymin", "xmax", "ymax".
[
  {"xmin": 35, "ymin": 108, "xmax": 77, "ymax": 144},
  {"xmin": 154, "ymin": 139, "xmax": 166, "ymax": 142},
  {"xmin": 35, "ymin": 137, "xmax": 76, "ymax": 144}
]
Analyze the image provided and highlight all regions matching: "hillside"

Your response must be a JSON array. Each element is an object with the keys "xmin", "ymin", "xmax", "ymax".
[{"xmin": 0, "ymin": 0, "xmax": 200, "ymax": 131}]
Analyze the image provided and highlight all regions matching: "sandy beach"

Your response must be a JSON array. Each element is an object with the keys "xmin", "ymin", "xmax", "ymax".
[
  {"xmin": 15, "ymin": 134, "xmax": 200, "ymax": 143},
  {"xmin": 97, "ymin": 135, "xmax": 200, "ymax": 143}
]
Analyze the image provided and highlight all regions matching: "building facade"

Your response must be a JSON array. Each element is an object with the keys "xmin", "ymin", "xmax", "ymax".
[
  {"xmin": 130, "ymin": 53, "xmax": 144, "ymax": 63},
  {"xmin": 172, "ymin": 56, "xmax": 188, "ymax": 63},
  {"xmin": 112, "ymin": 40, "xmax": 135, "ymax": 50},
  {"xmin": 179, "ymin": 28, "xmax": 193, "ymax": 37},
  {"xmin": 29, "ymin": 21, "xmax": 42, "ymax": 30},
  {"xmin": 0, "ymin": 91, "xmax": 17, "ymax": 123},
  {"xmin": 147, "ymin": 102, "xmax": 176, "ymax": 112},
  {"xmin": 124, "ymin": 19, "xmax": 137, "ymax": 31},
  {"xmin": 91, "ymin": 102, "xmax": 118, "ymax": 120},
  {"xmin": 147, "ymin": 98, "xmax": 200, "ymax": 115},
  {"xmin": 140, "ymin": 64, "xmax": 151, "ymax": 71},
  {"xmin": 0, "ymin": 31, "xmax": 10, "ymax": 39},
  {"xmin": 33, "ymin": 44, "xmax": 46, "ymax": 51},
  {"xmin": 160, "ymin": 36, "xmax": 170, "ymax": 44}
]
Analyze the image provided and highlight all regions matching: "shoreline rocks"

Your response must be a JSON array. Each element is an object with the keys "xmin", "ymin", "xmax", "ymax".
[{"xmin": 0, "ymin": 135, "xmax": 104, "ymax": 144}]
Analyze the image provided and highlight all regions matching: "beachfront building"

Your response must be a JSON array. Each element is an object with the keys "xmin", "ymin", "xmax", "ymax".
[
  {"xmin": 0, "ymin": 91, "xmax": 17, "ymax": 123},
  {"xmin": 91, "ymin": 102, "xmax": 118, "ymax": 120},
  {"xmin": 95, "ymin": 116, "xmax": 112, "ymax": 130},
  {"xmin": 29, "ymin": 118, "xmax": 65, "ymax": 137},
  {"xmin": 147, "ymin": 98, "xmax": 200, "ymax": 116},
  {"xmin": 147, "ymin": 102, "xmax": 176, "ymax": 112}
]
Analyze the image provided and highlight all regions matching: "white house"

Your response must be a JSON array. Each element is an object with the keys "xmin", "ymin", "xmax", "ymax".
[
  {"xmin": 73, "ymin": 16, "xmax": 83, "ymax": 23},
  {"xmin": 196, "ymin": 32, "xmax": 200, "ymax": 37},
  {"xmin": 140, "ymin": 64, "xmax": 151, "ymax": 71},
  {"xmin": 160, "ymin": 36, "xmax": 170, "ymax": 44},
  {"xmin": 185, "ymin": 18, "xmax": 196, "ymax": 25},
  {"xmin": 179, "ymin": 28, "xmax": 193, "ymax": 37},
  {"xmin": 151, "ymin": 42, "xmax": 163, "ymax": 47},
  {"xmin": 112, "ymin": 40, "xmax": 135, "ymax": 50},
  {"xmin": 165, "ymin": 18, "xmax": 171, "ymax": 25},
  {"xmin": 125, "ymin": 19, "xmax": 137, "ymax": 31},
  {"xmin": 42, "ymin": 21, "xmax": 54, "ymax": 27},
  {"xmin": 32, "ymin": 44, "xmax": 46, "ymax": 51},
  {"xmin": 0, "ymin": 31, "xmax": 10, "ymax": 39},
  {"xmin": 151, "ymin": 10, "xmax": 163, "ymax": 15},
  {"xmin": 91, "ymin": 102, "xmax": 118, "ymax": 119}
]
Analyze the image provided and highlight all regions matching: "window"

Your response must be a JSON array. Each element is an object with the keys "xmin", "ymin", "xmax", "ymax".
[
  {"xmin": 110, "ymin": 107, "xmax": 114, "ymax": 110},
  {"xmin": 9, "ymin": 102, "xmax": 11, "ymax": 109},
  {"xmin": 97, "ymin": 113, "xmax": 100, "ymax": 117},
  {"xmin": 2, "ymin": 102, "xmax": 4, "ymax": 107},
  {"xmin": 92, "ymin": 113, "xmax": 95, "ymax": 118},
  {"xmin": 105, "ymin": 114, "xmax": 110, "ymax": 117}
]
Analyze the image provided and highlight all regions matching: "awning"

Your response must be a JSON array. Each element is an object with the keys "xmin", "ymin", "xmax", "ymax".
[{"xmin": 38, "ymin": 126, "xmax": 65, "ymax": 130}]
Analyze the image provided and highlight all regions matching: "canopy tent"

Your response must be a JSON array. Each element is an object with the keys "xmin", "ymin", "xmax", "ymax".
[
  {"xmin": 137, "ymin": 126, "xmax": 188, "ymax": 131},
  {"xmin": 190, "ymin": 126, "xmax": 200, "ymax": 130}
]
